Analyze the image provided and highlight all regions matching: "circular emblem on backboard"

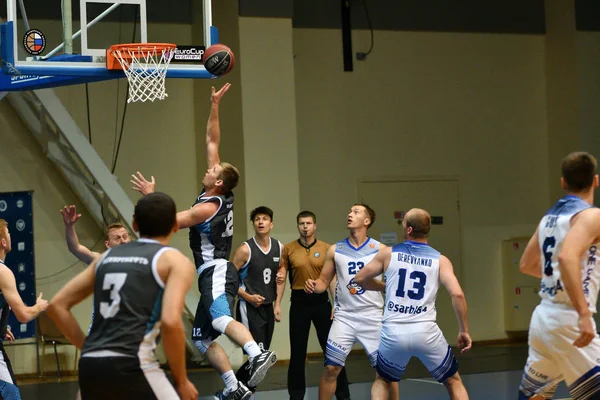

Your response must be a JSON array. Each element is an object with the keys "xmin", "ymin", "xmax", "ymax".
[
  {"xmin": 0, "ymin": 201, "xmax": 6, "ymax": 212},
  {"xmin": 23, "ymin": 29, "xmax": 46, "ymax": 56}
]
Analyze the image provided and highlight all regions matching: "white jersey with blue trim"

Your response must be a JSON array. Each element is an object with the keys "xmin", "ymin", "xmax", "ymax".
[
  {"xmin": 538, "ymin": 195, "xmax": 600, "ymax": 313},
  {"xmin": 333, "ymin": 237, "xmax": 384, "ymax": 315},
  {"xmin": 383, "ymin": 241, "xmax": 441, "ymax": 324}
]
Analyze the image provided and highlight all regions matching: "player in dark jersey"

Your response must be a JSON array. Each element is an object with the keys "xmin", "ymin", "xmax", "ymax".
[
  {"xmin": 232, "ymin": 206, "xmax": 285, "ymax": 396},
  {"xmin": 131, "ymin": 83, "xmax": 277, "ymax": 400},
  {"xmin": 0, "ymin": 219, "xmax": 48, "ymax": 399},
  {"xmin": 47, "ymin": 193, "xmax": 198, "ymax": 400}
]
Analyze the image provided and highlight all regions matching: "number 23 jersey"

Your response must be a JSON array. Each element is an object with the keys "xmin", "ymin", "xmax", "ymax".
[
  {"xmin": 384, "ymin": 241, "xmax": 441, "ymax": 324},
  {"xmin": 333, "ymin": 238, "xmax": 384, "ymax": 315},
  {"xmin": 538, "ymin": 195, "xmax": 600, "ymax": 313}
]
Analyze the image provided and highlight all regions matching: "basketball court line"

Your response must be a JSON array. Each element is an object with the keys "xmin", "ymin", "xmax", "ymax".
[{"xmin": 406, "ymin": 378, "xmax": 442, "ymax": 385}]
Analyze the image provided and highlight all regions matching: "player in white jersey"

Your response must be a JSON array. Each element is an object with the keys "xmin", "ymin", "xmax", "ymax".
[
  {"xmin": 356, "ymin": 208, "xmax": 472, "ymax": 400},
  {"xmin": 304, "ymin": 204, "xmax": 399, "ymax": 400},
  {"xmin": 518, "ymin": 151, "xmax": 600, "ymax": 400}
]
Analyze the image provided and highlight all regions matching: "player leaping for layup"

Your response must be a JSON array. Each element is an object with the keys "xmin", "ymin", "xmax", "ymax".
[
  {"xmin": 131, "ymin": 83, "xmax": 276, "ymax": 400},
  {"xmin": 304, "ymin": 204, "xmax": 399, "ymax": 400}
]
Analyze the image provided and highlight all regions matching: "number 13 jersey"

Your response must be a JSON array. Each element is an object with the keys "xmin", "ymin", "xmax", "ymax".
[
  {"xmin": 538, "ymin": 195, "xmax": 600, "ymax": 313},
  {"xmin": 384, "ymin": 241, "xmax": 441, "ymax": 324}
]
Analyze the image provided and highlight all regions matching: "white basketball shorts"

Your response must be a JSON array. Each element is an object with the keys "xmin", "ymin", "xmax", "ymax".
[
  {"xmin": 376, "ymin": 320, "xmax": 458, "ymax": 383},
  {"xmin": 519, "ymin": 301, "xmax": 600, "ymax": 399},
  {"xmin": 325, "ymin": 310, "xmax": 382, "ymax": 368}
]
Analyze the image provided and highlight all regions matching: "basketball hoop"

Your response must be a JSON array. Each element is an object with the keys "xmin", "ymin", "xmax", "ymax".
[{"xmin": 107, "ymin": 43, "xmax": 177, "ymax": 103}]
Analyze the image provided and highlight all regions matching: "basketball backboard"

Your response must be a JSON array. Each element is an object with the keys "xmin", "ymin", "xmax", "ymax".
[{"xmin": 0, "ymin": 0, "xmax": 218, "ymax": 91}]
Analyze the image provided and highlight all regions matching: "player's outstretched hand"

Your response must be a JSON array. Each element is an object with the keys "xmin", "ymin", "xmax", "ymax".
[
  {"xmin": 304, "ymin": 279, "xmax": 317, "ymax": 294},
  {"xmin": 131, "ymin": 171, "xmax": 156, "ymax": 195},
  {"xmin": 211, "ymin": 83, "xmax": 231, "ymax": 104},
  {"xmin": 176, "ymin": 379, "xmax": 198, "ymax": 400},
  {"xmin": 60, "ymin": 205, "xmax": 81, "ymax": 226},
  {"xmin": 574, "ymin": 314, "xmax": 596, "ymax": 348},
  {"xmin": 457, "ymin": 332, "xmax": 472, "ymax": 353}
]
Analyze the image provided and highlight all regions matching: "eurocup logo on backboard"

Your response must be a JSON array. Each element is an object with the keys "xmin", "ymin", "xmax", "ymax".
[
  {"xmin": 172, "ymin": 46, "xmax": 206, "ymax": 63},
  {"xmin": 23, "ymin": 29, "xmax": 46, "ymax": 56},
  {"xmin": 346, "ymin": 278, "xmax": 365, "ymax": 295}
]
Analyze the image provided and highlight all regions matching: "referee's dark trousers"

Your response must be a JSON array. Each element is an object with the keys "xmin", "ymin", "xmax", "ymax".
[{"xmin": 287, "ymin": 289, "xmax": 350, "ymax": 400}]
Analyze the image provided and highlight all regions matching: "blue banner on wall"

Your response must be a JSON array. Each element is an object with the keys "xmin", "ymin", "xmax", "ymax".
[{"xmin": 0, "ymin": 191, "xmax": 36, "ymax": 340}]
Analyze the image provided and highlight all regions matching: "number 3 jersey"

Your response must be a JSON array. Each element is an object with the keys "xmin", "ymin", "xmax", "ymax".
[
  {"xmin": 384, "ymin": 241, "xmax": 441, "ymax": 324},
  {"xmin": 333, "ymin": 238, "xmax": 384, "ymax": 315},
  {"xmin": 239, "ymin": 237, "xmax": 282, "ymax": 305},
  {"xmin": 189, "ymin": 188, "xmax": 234, "ymax": 270},
  {"xmin": 538, "ymin": 195, "xmax": 600, "ymax": 313},
  {"xmin": 83, "ymin": 239, "xmax": 173, "ymax": 361}
]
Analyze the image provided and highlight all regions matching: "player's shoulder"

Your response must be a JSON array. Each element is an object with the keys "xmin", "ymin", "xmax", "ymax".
[
  {"xmin": 576, "ymin": 206, "xmax": 600, "ymax": 219},
  {"xmin": 0, "ymin": 263, "xmax": 12, "ymax": 277},
  {"xmin": 158, "ymin": 247, "xmax": 190, "ymax": 263},
  {"xmin": 236, "ymin": 240, "xmax": 252, "ymax": 254}
]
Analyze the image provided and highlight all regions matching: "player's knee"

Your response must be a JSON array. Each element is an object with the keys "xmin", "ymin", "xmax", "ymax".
[
  {"xmin": 212, "ymin": 315, "xmax": 233, "ymax": 334},
  {"xmin": 194, "ymin": 338, "xmax": 213, "ymax": 355},
  {"xmin": 442, "ymin": 372, "xmax": 464, "ymax": 389},
  {"xmin": 375, "ymin": 372, "xmax": 391, "ymax": 383},
  {"xmin": 323, "ymin": 365, "xmax": 342, "ymax": 380}
]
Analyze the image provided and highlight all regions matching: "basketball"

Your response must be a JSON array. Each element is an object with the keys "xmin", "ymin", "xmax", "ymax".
[{"xmin": 203, "ymin": 44, "xmax": 235, "ymax": 76}]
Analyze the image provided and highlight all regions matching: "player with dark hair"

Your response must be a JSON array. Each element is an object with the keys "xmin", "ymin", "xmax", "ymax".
[{"xmin": 48, "ymin": 192, "xmax": 198, "ymax": 400}]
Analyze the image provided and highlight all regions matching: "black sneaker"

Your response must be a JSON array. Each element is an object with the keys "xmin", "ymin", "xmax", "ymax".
[
  {"xmin": 213, "ymin": 382, "xmax": 252, "ymax": 400},
  {"xmin": 247, "ymin": 350, "xmax": 277, "ymax": 387}
]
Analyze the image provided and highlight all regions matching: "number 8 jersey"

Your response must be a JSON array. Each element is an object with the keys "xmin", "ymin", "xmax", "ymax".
[
  {"xmin": 384, "ymin": 241, "xmax": 441, "ymax": 324},
  {"xmin": 538, "ymin": 195, "xmax": 600, "ymax": 312}
]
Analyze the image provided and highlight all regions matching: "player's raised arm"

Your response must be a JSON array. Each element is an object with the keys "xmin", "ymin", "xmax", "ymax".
[
  {"xmin": 439, "ymin": 255, "xmax": 472, "ymax": 353},
  {"xmin": 305, "ymin": 245, "xmax": 336, "ymax": 294},
  {"xmin": 558, "ymin": 208, "xmax": 600, "ymax": 347},
  {"xmin": 206, "ymin": 83, "xmax": 231, "ymax": 169},
  {"xmin": 61, "ymin": 205, "xmax": 100, "ymax": 264},
  {"xmin": 355, "ymin": 246, "xmax": 391, "ymax": 290},
  {"xmin": 176, "ymin": 201, "xmax": 220, "ymax": 230},
  {"xmin": 520, "ymin": 227, "xmax": 542, "ymax": 279}
]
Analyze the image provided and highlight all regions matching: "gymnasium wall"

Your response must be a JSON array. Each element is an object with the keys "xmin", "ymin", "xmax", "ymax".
[{"xmin": 292, "ymin": 28, "xmax": 549, "ymax": 342}]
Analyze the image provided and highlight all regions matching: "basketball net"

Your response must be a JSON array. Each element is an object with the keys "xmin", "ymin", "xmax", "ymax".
[{"xmin": 110, "ymin": 45, "xmax": 176, "ymax": 103}]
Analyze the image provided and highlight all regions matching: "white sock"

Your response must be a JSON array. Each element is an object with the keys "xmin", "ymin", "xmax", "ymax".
[
  {"xmin": 243, "ymin": 341, "xmax": 262, "ymax": 360},
  {"xmin": 221, "ymin": 370, "xmax": 238, "ymax": 393}
]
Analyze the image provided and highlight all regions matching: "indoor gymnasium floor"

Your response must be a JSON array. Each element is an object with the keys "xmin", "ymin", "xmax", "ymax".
[{"xmin": 16, "ymin": 343, "xmax": 571, "ymax": 399}]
